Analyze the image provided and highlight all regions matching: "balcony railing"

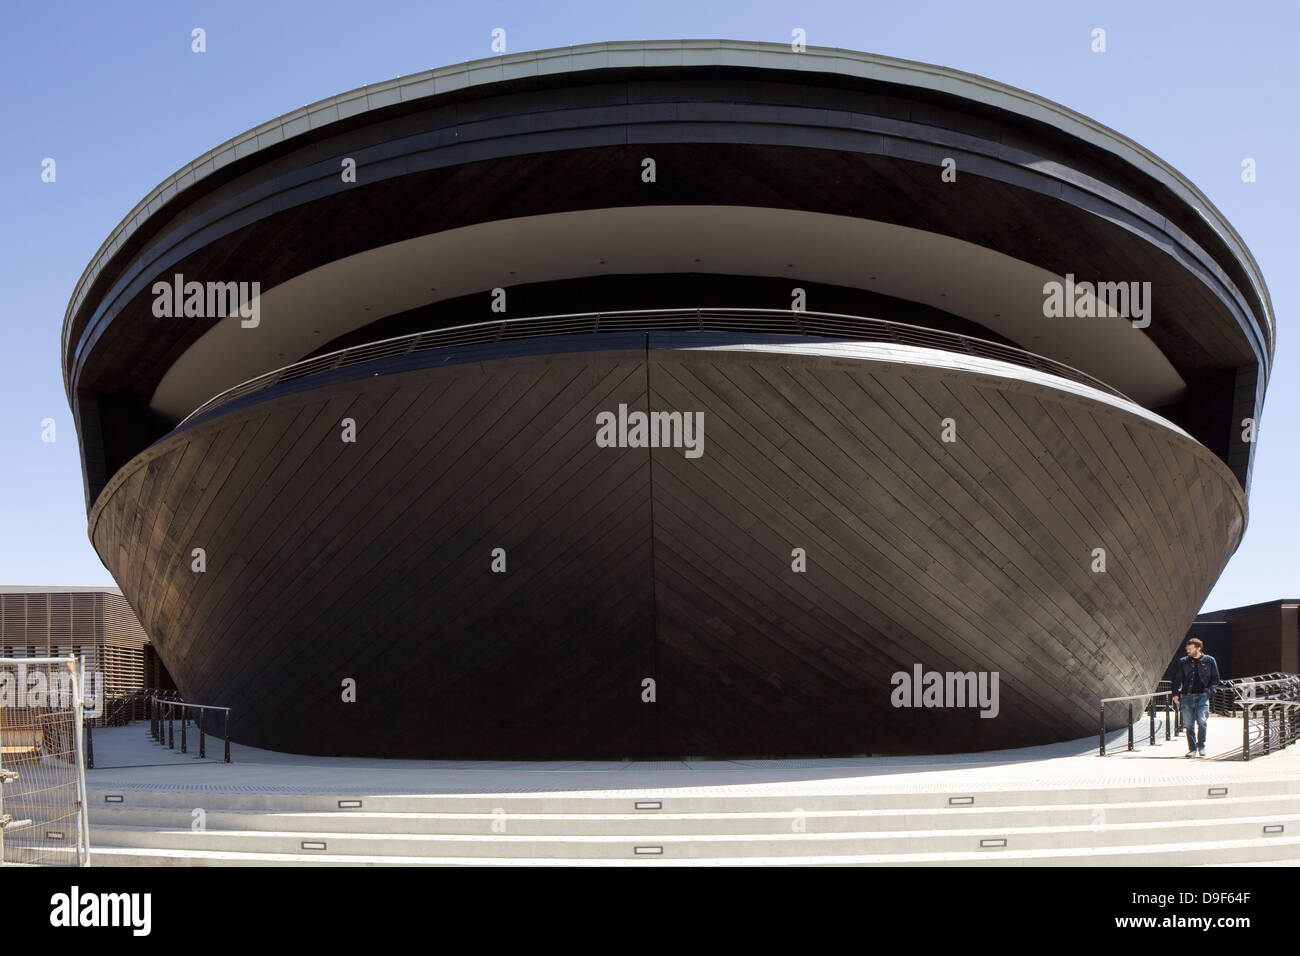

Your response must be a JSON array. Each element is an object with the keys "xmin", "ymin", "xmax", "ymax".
[{"xmin": 178, "ymin": 308, "xmax": 1131, "ymax": 427}]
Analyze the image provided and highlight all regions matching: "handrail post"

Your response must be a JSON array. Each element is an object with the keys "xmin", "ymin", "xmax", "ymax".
[
  {"xmin": 1149, "ymin": 698, "xmax": 1156, "ymax": 745},
  {"xmin": 1099, "ymin": 703, "xmax": 1106, "ymax": 756},
  {"xmin": 180, "ymin": 706, "xmax": 188, "ymax": 754},
  {"xmin": 1165, "ymin": 695, "xmax": 1171, "ymax": 740},
  {"xmin": 1243, "ymin": 704, "xmax": 1250, "ymax": 761},
  {"xmin": 1127, "ymin": 703, "xmax": 1134, "ymax": 751},
  {"xmin": 198, "ymin": 708, "xmax": 205, "ymax": 759},
  {"xmin": 223, "ymin": 709, "xmax": 231, "ymax": 763},
  {"xmin": 167, "ymin": 703, "xmax": 174, "ymax": 749}
]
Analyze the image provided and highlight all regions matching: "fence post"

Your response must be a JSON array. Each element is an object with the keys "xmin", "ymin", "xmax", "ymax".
[
  {"xmin": 1263, "ymin": 707, "xmax": 1272, "ymax": 756},
  {"xmin": 75, "ymin": 656, "xmax": 92, "ymax": 866},
  {"xmin": 1127, "ymin": 703, "xmax": 1135, "ymax": 751},
  {"xmin": 167, "ymin": 703, "xmax": 174, "ymax": 749},
  {"xmin": 223, "ymin": 709, "xmax": 231, "ymax": 764},
  {"xmin": 1149, "ymin": 698, "xmax": 1156, "ymax": 745},
  {"xmin": 180, "ymin": 708, "xmax": 187, "ymax": 754},
  {"xmin": 1243, "ymin": 705, "xmax": 1250, "ymax": 761},
  {"xmin": 198, "ymin": 709, "xmax": 205, "ymax": 759},
  {"xmin": 1099, "ymin": 704, "xmax": 1107, "ymax": 756},
  {"xmin": 85, "ymin": 722, "xmax": 94, "ymax": 770}
]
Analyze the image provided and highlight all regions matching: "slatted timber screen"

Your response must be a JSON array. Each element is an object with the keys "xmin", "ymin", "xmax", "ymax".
[{"xmin": 0, "ymin": 591, "xmax": 151, "ymax": 727}]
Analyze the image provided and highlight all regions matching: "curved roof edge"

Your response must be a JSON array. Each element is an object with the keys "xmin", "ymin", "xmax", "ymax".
[{"xmin": 60, "ymin": 38, "xmax": 1276, "ymax": 373}]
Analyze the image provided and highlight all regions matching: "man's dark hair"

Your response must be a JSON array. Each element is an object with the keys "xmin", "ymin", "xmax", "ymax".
[{"xmin": 1186, "ymin": 637, "xmax": 1204, "ymax": 649}]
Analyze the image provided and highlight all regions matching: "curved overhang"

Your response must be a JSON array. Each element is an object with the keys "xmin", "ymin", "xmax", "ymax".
[
  {"xmin": 62, "ymin": 39, "xmax": 1276, "ymax": 511},
  {"xmin": 149, "ymin": 205, "xmax": 1186, "ymax": 420},
  {"xmin": 61, "ymin": 39, "xmax": 1275, "ymax": 387}
]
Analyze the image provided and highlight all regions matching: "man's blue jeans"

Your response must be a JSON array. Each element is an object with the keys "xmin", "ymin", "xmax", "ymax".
[{"xmin": 1180, "ymin": 693, "xmax": 1210, "ymax": 752}]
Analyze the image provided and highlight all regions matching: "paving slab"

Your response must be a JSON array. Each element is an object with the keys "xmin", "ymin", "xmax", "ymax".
[{"xmin": 85, "ymin": 716, "xmax": 1300, "ymax": 798}]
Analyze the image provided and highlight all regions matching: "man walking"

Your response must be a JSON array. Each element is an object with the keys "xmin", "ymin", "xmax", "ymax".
[{"xmin": 1171, "ymin": 637, "xmax": 1220, "ymax": 757}]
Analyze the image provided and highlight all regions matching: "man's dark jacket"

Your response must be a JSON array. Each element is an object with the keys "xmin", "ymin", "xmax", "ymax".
[{"xmin": 1171, "ymin": 654, "xmax": 1221, "ymax": 696}]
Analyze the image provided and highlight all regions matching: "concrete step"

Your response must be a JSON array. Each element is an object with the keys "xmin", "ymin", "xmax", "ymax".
[
  {"xmin": 1191, "ymin": 857, "xmax": 1300, "ymax": 866},
  {"xmin": 84, "ymin": 776, "xmax": 1300, "ymax": 815},
  {"xmin": 87, "ymin": 833, "xmax": 1300, "ymax": 867},
  {"xmin": 89, "ymin": 811, "xmax": 1300, "ymax": 859},
  {"xmin": 85, "ymin": 792, "xmax": 1300, "ymax": 836}
]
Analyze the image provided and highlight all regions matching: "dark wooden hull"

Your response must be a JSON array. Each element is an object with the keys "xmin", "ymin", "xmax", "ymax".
[{"xmin": 90, "ymin": 335, "xmax": 1245, "ymax": 757}]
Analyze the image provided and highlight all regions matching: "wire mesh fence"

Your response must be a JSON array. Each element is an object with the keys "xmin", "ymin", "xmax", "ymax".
[{"xmin": 0, "ymin": 657, "xmax": 90, "ymax": 866}]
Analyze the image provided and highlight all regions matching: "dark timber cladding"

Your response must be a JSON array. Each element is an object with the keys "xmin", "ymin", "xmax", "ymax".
[
  {"xmin": 65, "ymin": 40, "xmax": 1275, "ymax": 758},
  {"xmin": 88, "ymin": 337, "xmax": 1244, "ymax": 757}
]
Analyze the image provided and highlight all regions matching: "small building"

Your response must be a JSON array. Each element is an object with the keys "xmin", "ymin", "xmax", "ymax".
[
  {"xmin": 1170, "ymin": 599, "xmax": 1300, "ymax": 680},
  {"xmin": 0, "ymin": 586, "xmax": 172, "ymax": 722}
]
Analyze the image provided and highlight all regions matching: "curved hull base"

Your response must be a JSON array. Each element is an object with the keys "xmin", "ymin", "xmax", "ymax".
[{"xmin": 90, "ymin": 339, "xmax": 1245, "ymax": 758}]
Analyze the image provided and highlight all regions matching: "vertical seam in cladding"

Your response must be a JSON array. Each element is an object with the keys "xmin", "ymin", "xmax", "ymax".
[{"xmin": 644, "ymin": 331, "xmax": 661, "ymax": 755}]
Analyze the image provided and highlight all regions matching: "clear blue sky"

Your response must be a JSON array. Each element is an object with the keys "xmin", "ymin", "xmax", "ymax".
[{"xmin": 1, "ymin": 0, "xmax": 1296, "ymax": 610}]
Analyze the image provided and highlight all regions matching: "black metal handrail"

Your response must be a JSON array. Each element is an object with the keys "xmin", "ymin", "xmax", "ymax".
[
  {"xmin": 84, "ymin": 687, "xmax": 181, "ymax": 768},
  {"xmin": 177, "ymin": 307, "xmax": 1131, "ymax": 427},
  {"xmin": 1156, "ymin": 678, "xmax": 1184, "ymax": 735},
  {"xmin": 1214, "ymin": 673, "xmax": 1299, "ymax": 715},
  {"xmin": 1099, "ymin": 691, "xmax": 1175, "ymax": 756},
  {"xmin": 1162, "ymin": 672, "xmax": 1300, "ymax": 761},
  {"xmin": 96, "ymin": 686, "xmax": 175, "ymax": 727},
  {"xmin": 148, "ymin": 695, "xmax": 232, "ymax": 763},
  {"xmin": 1224, "ymin": 674, "xmax": 1300, "ymax": 760},
  {"xmin": 1236, "ymin": 698, "xmax": 1300, "ymax": 760}
]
